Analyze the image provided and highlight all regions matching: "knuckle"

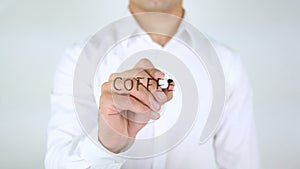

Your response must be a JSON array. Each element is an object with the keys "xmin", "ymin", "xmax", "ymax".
[
  {"xmin": 147, "ymin": 83, "xmax": 157, "ymax": 92},
  {"xmin": 134, "ymin": 68, "xmax": 145, "ymax": 77},
  {"xmin": 140, "ymin": 58, "xmax": 150, "ymax": 62},
  {"xmin": 139, "ymin": 105, "xmax": 150, "ymax": 114},
  {"xmin": 100, "ymin": 92, "xmax": 111, "ymax": 100},
  {"xmin": 109, "ymin": 73, "xmax": 118, "ymax": 81},
  {"xmin": 148, "ymin": 68, "xmax": 158, "ymax": 73},
  {"xmin": 101, "ymin": 82, "xmax": 110, "ymax": 92},
  {"xmin": 99, "ymin": 93, "xmax": 108, "ymax": 106},
  {"xmin": 138, "ymin": 58, "xmax": 149, "ymax": 65},
  {"xmin": 128, "ymin": 97, "xmax": 136, "ymax": 106},
  {"xmin": 167, "ymin": 93, "xmax": 173, "ymax": 101},
  {"xmin": 129, "ymin": 96, "xmax": 149, "ymax": 113}
]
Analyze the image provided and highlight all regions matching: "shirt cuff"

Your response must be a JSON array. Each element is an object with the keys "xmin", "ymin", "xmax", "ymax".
[{"xmin": 69, "ymin": 128, "xmax": 126, "ymax": 169}]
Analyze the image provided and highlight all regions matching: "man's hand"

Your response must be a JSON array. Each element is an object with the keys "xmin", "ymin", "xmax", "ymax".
[{"xmin": 98, "ymin": 58, "xmax": 174, "ymax": 153}]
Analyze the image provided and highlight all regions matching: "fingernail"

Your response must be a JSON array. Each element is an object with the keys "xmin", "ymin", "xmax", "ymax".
[
  {"xmin": 154, "ymin": 91, "xmax": 167, "ymax": 102},
  {"xmin": 151, "ymin": 111, "xmax": 160, "ymax": 119},
  {"xmin": 154, "ymin": 71, "xmax": 164, "ymax": 78}
]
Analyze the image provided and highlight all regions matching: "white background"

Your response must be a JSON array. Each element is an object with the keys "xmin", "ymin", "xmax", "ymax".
[{"xmin": 0, "ymin": 0, "xmax": 299, "ymax": 168}]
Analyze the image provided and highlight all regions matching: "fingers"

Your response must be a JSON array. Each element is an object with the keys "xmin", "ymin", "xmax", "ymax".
[
  {"xmin": 108, "ymin": 67, "xmax": 164, "ymax": 81},
  {"xmin": 145, "ymin": 68, "xmax": 165, "ymax": 80},
  {"xmin": 115, "ymin": 79, "xmax": 162, "ymax": 112},
  {"xmin": 102, "ymin": 80, "xmax": 161, "ymax": 111},
  {"xmin": 134, "ymin": 58, "xmax": 154, "ymax": 69},
  {"xmin": 101, "ymin": 58, "xmax": 175, "ymax": 123},
  {"xmin": 164, "ymin": 80, "xmax": 174, "ymax": 101},
  {"xmin": 134, "ymin": 69, "xmax": 168, "ymax": 103},
  {"xmin": 125, "ymin": 111, "xmax": 152, "ymax": 124},
  {"xmin": 114, "ymin": 94, "xmax": 160, "ymax": 120},
  {"xmin": 100, "ymin": 92, "xmax": 160, "ymax": 121},
  {"xmin": 107, "ymin": 68, "xmax": 167, "ymax": 103}
]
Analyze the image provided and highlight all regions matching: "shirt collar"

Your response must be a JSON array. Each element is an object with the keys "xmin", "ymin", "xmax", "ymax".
[{"xmin": 123, "ymin": 7, "xmax": 193, "ymax": 48}]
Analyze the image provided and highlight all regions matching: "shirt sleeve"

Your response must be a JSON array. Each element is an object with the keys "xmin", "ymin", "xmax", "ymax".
[
  {"xmin": 213, "ymin": 48, "xmax": 260, "ymax": 169},
  {"xmin": 45, "ymin": 42, "xmax": 126, "ymax": 169}
]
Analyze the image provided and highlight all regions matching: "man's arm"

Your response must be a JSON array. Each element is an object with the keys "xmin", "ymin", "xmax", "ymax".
[
  {"xmin": 45, "ymin": 43, "xmax": 173, "ymax": 169},
  {"xmin": 45, "ymin": 43, "xmax": 125, "ymax": 169},
  {"xmin": 213, "ymin": 48, "xmax": 260, "ymax": 169}
]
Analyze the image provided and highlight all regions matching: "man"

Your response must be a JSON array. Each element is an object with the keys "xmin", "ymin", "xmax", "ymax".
[{"xmin": 45, "ymin": 0, "xmax": 260, "ymax": 168}]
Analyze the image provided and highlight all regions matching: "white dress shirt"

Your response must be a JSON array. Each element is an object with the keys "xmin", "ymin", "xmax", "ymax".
[{"xmin": 45, "ymin": 12, "xmax": 260, "ymax": 169}]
